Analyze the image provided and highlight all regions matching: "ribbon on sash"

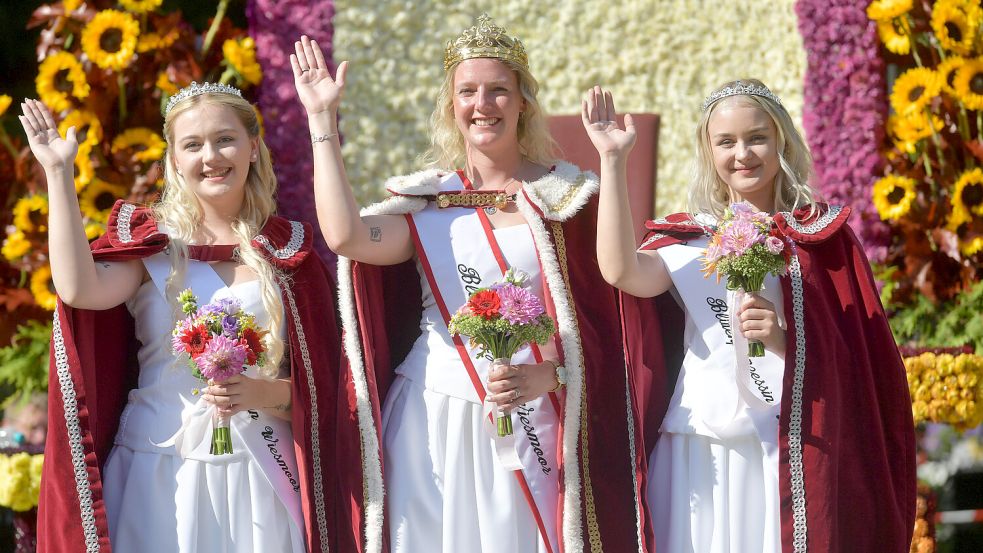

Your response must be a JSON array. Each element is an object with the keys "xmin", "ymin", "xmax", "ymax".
[{"xmin": 728, "ymin": 288, "xmax": 784, "ymax": 410}]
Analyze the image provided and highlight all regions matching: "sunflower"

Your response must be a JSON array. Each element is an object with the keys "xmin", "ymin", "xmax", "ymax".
[
  {"xmin": 1, "ymin": 231, "xmax": 31, "ymax": 261},
  {"xmin": 873, "ymin": 174, "xmax": 918, "ymax": 221},
  {"xmin": 75, "ymin": 149, "xmax": 93, "ymax": 191},
  {"xmin": 30, "ymin": 265, "xmax": 57, "ymax": 311},
  {"xmin": 84, "ymin": 223, "xmax": 105, "ymax": 241},
  {"xmin": 938, "ymin": 56, "xmax": 967, "ymax": 96},
  {"xmin": 961, "ymin": 235, "xmax": 983, "ymax": 257},
  {"xmin": 81, "ymin": 10, "xmax": 140, "ymax": 71},
  {"xmin": 951, "ymin": 167, "xmax": 983, "ymax": 221},
  {"xmin": 58, "ymin": 110, "xmax": 103, "ymax": 152},
  {"xmin": 889, "ymin": 112, "xmax": 944, "ymax": 153},
  {"xmin": 222, "ymin": 37, "xmax": 263, "ymax": 86},
  {"xmin": 137, "ymin": 28, "xmax": 179, "ymax": 53},
  {"xmin": 890, "ymin": 68, "xmax": 942, "ymax": 116},
  {"xmin": 155, "ymin": 72, "xmax": 179, "ymax": 95},
  {"xmin": 867, "ymin": 0, "xmax": 913, "ymax": 20},
  {"xmin": 13, "ymin": 195, "xmax": 48, "ymax": 233},
  {"xmin": 953, "ymin": 58, "xmax": 983, "ymax": 110},
  {"xmin": 120, "ymin": 0, "xmax": 163, "ymax": 14},
  {"xmin": 64, "ymin": 0, "xmax": 82, "ymax": 12},
  {"xmin": 877, "ymin": 16, "xmax": 912, "ymax": 55},
  {"xmin": 932, "ymin": 0, "xmax": 980, "ymax": 55},
  {"xmin": 112, "ymin": 128, "xmax": 166, "ymax": 162},
  {"xmin": 79, "ymin": 179, "xmax": 128, "ymax": 223},
  {"xmin": 35, "ymin": 51, "xmax": 90, "ymax": 112},
  {"xmin": 0, "ymin": 95, "xmax": 10, "ymax": 117}
]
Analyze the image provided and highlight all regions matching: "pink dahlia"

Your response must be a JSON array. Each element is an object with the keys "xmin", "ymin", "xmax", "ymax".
[
  {"xmin": 497, "ymin": 283, "xmax": 545, "ymax": 325},
  {"xmin": 197, "ymin": 335, "xmax": 248, "ymax": 381}
]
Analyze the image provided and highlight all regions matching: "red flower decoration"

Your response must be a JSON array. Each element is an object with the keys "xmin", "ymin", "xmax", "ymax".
[
  {"xmin": 181, "ymin": 324, "xmax": 210, "ymax": 359},
  {"xmin": 239, "ymin": 327, "xmax": 266, "ymax": 365},
  {"xmin": 468, "ymin": 290, "xmax": 501, "ymax": 319}
]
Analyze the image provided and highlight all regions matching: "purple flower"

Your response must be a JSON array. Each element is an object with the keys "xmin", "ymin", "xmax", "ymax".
[
  {"xmin": 720, "ymin": 219, "xmax": 763, "ymax": 256},
  {"xmin": 496, "ymin": 283, "xmax": 545, "ymax": 325},
  {"xmin": 222, "ymin": 314, "xmax": 240, "ymax": 338},
  {"xmin": 766, "ymin": 236, "xmax": 785, "ymax": 255},
  {"xmin": 197, "ymin": 335, "xmax": 248, "ymax": 381}
]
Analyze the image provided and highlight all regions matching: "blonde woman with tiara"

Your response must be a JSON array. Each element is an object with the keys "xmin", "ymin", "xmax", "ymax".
[
  {"xmin": 586, "ymin": 80, "xmax": 916, "ymax": 552},
  {"xmin": 292, "ymin": 15, "xmax": 647, "ymax": 553},
  {"xmin": 19, "ymin": 85, "xmax": 360, "ymax": 552}
]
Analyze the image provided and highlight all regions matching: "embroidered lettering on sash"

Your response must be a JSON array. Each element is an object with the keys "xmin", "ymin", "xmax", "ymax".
[
  {"xmin": 262, "ymin": 426, "xmax": 301, "ymax": 492},
  {"xmin": 706, "ymin": 297, "xmax": 733, "ymax": 345},
  {"xmin": 457, "ymin": 263, "xmax": 482, "ymax": 294},
  {"xmin": 517, "ymin": 405, "xmax": 552, "ymax": 475},
  {"xmin": 748, "ymin": 361, "xmax": 775, "ymax": 403}
]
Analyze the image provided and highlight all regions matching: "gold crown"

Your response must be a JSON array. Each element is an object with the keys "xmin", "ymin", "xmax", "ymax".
[{"xmin": 443, "ymin": 14, "xmax": 528, "ymax": 72}]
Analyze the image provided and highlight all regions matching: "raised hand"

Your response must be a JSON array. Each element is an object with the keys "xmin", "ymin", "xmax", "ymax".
[
  {"xmin": 581, "ymin": 86, "xmax": 636, "ymax": 159},
  {"xmin": 291, "ymin": 35, "xmax": 348, "ymax": 117},
  {"xmin": 18, "ymin": 99, "xmax": 78, "ymax": 172}
]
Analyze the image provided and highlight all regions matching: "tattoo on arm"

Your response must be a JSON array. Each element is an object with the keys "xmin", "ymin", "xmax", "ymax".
[
  {"xmin": 369, "ymin": 226, "xmax": 382, "ymax": 242},
  {"xmin": 272, "ymin": 401, "xmax": 292, "ymax": 412},
  {"xmin": 99, "ymin": 262, "xmax": 111, "ymax": 268}
]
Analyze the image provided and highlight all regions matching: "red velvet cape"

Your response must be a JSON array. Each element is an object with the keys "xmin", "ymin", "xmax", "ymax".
[
  {"xmin": 37, "ymin": 201, "xmax": 362, "ymax": 553},
  {"xmin": 624, "ymin": 205, "xmax": 916, "ymax": 552}
]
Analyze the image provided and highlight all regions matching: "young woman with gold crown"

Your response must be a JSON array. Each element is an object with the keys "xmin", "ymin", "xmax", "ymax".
[
  {"xmin": 293, "ymin": 14, "xmax": 647, "ymax": 553},
  {"xmin": 586, "ymin": 81, "xmax": 916, "ymax": 552},
  {"xmin": 19, "ymin": 83, "xmax": 356, "ymax": 552}
]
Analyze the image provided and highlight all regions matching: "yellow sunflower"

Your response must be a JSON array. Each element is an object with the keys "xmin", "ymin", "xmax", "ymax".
[
  {"xmin": 137, "ymin": 29, "xmax": 179, "ymax": 53},
  {"xmin": 932, "ymin": 0, "xmax": 980, "ymax": 55},
  {"xmin": 79, "ymin": 179, "xmax": 129, "ymax": 223},
  {"xmin": 890, "ymin": 67, "xmax": 942, "ymax": 116},
  {"xmin": 12, "ymin": 195, "xmax": 48, "ymax": 233},
  {"xmin": 953, "ymin": 58, "xmax": 983, "ymax": 110},
  {"xmin": 951, "ymin": 167, "xmax": 983, "ymax": 220},
  {"xmin": 85, "ymin": 223, "xmax": 106, "ymax": 241},
  {"xmin": 889, "ymin": 112, "xmax": 944, "ymax": 153},
  {"xmin": 75, "ymin": 150, "xmax": 93, "ymax": 191},
  {"xmin": 30, "ymin": 265, "xmax": 57, "ymax": 311},
  {"xmin": 155, "ymin": 72, "xmax": 179, "ymax": 95},
  {"xmin": 58, "ymin": 110, "xmax": 103, "ymax": 152},
  {"xmin": 873, "ymin": 174, "xmax": 918, "ymax": 221},
  {"xmin": 877, "ymin": 16, "xmax": 912, "ymax": 55},
  {"xmin": 961, "ymin": 235, "xmax": 983, "ymax": 257},
  {"xmin": 1, "ymin": 231, "xmax": 31, "ymax": 261},
  {"xmin": 35, "ymin": 51, "xmax": 90, "ymax": 113},
  {"xmin": 0, "ymin": 95, "xmax": 10, "ymax": 117},
  {"xmin": 112, "ymin": 128, "xmax": 166, "ymax": 162},
  {"xmin": 867, "ymin": 0, "xmax": 913, "ymax": 20},
  {"xmin": 938, "ymin": 56, "xmax": 967, "ymax": 96},
  {"xmin": 81, "ymin": 10, "xmax": 140, "ymax": 71},
  {"xmin": 119, "ymin": 0, "xmax": 163, "ymax": 14},
  {"xmin": 64, "ymin": 0, "xmax": 82, "ymax": 12},
  {"xmin": 222, "ymin": 37, "xmax": 263, "ymax": 86}
]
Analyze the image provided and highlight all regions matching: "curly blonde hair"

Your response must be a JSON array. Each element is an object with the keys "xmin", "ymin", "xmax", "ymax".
[
  {"xmin": 421, "ymin": 58, "xmax": 557, "ymax": 169},
  {"xmin": 153, "ymin": 92, "xmax": 286, "ymax": 377},
  {"xmin": 688, "ymin": 79, "xmax": 817, "ymax": 218}
]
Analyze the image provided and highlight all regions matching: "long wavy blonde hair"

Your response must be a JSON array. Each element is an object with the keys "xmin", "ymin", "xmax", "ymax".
[
  {"xmin": 688, "ymin": 79, "xmax": 817, "ymax": 218},
  {"xmin": 421, "ymin": 58, "xmax": 557, "ymax": 169},
  {"xmin": 153, "ymin": 92, "xmax": 285, "ymax": 377}
]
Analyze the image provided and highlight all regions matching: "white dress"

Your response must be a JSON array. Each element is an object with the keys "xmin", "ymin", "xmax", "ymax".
[
  {"xmin": 101, "ymin": 255, "xmax": 306, "ymax": 553},
  {"xmin": 382, "ymin": 221, "xmax": 559, "ymax": 553},
  {"xmin": 647, "ymin": 233, "xmax": 786, "ymax": 553}
]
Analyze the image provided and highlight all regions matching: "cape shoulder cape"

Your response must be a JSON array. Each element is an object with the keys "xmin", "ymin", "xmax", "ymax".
[
  {"xmin": 624, "ymin": 204, "xmax": 916, "ymax": 553},
  {"xmin": 337, "ymin": 161, "xmax": 653, "ymax": 553},
  {"xmin": 38, "ymin": 200, "xmax": 358, "ymax": 553}
]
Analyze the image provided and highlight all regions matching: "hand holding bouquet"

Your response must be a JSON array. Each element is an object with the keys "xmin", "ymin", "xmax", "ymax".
[
  {"xmin": 702, "ymin": 203, "xmax": 789, "ymax": 357},
  {"xmin": 448, "ymin": 269, "xmax": 556, "ymax": 436},
  {"xmin": 171, "ymin": 289, "xmax": 268, "ymax": 454}
]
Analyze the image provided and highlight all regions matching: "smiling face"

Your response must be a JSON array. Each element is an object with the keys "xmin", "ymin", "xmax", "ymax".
[
  {"xmin": 452, "ymin": 57, "xmax": 525, "ymax": 155},
  {"xmin": 706, "ymin": 97, "xmax": 782, "ymax": 212},
  {"xmin": 168, "ymin": 102, "xmax": 258, "ymax": 211}
]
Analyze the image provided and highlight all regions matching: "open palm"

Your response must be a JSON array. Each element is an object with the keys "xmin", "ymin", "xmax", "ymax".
[
  {"xmin": 581, "ymin": 86, "xmax": 636, "ymax": 159},
  {"xmin": 18, "ymin": 99, "xmax": 78, "ymax": 170},
  {"xmin": 292, "ymin": 35, "xmax": 348, "ymax": 116}
]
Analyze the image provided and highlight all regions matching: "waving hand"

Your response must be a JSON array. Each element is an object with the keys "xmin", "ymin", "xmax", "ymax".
[
  {"xmin": 292, "ymin": 35, "xmax": 349, "ymax": 117},
  {"xmin": 581, "ymin": 86, "xmax": 636, "ymax": 160}
]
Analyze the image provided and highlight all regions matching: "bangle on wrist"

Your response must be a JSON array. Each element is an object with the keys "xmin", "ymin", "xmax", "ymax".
[
  {"xmin": 547, "ymin": 359, "xmax": 567, "ymax": 392},
  {"xmin": 311, "ymin": 132, "xmax": 338, "ymax": 144}
]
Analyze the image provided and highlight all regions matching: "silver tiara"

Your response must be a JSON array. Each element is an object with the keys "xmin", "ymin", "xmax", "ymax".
[
  {"xmin": 701, "ymin": 82, "xmax": 783, "ymax": 112},
  {"xmin": 164, "ymin": 81, "xmax": 243, "ymax": 115}
]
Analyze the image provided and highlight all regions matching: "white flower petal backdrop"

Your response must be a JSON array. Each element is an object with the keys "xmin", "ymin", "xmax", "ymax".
[{"xmin": 333, "ymin": 0, "xmax": 806, "ymax": 214}]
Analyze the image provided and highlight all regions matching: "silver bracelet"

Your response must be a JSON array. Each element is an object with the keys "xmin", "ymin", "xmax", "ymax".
[{"xmin": 311, "ymin": 132, "xmax": 338, "ymax": 144}]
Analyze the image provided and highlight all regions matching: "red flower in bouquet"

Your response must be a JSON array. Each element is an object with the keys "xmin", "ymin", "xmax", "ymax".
[
  {"xmin": 468, "ymin": 289, "xmax": 501, "ymax": 319},
  {"xmin": 180, "ymin": 324, "xmax": 210, "ymax": 358},
  {"xmin": 239, "ymin": 327, "xmax": 266, "ymax": 366}
]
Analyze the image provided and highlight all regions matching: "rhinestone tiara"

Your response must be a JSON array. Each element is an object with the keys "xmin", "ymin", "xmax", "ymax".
[
  {"xmin": 701, "ymin": 82, "xmax": 783, "ymax": 112},
  {"xmin": 444, "ymin": 14, "xmax": 528, "ymax": 72},
  {"xmin": 164, "ymin": 81, "xmax": 243, "ymax": 115}
]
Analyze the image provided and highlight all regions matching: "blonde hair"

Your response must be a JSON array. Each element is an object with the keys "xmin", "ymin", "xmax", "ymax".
[
  {"xmin": 421, "ymin": 58, "xmax": 557, "ymax": 169},
  {"xmin": 153, "ymin": 92, "xmax": 286, "ymax": 377},
  {"xmin": 688, "ymin": 79, "xmax": 817, "ymax": 218}
]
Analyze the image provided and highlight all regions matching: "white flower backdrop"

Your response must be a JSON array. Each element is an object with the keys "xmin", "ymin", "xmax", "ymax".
[{"xmin": 333, "ymin": 0, "xmax": 806, "ymax": 214}]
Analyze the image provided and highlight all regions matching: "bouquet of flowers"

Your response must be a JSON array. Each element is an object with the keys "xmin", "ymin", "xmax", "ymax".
[
  {"xmin": 171, "ymin": 289, "xmax": 268, "ymax": 454},
  {"xmin": 448, "ymin": 269, "xmax": 556, "ymax": 436},
  {"xmin": 702, "ymin": 203, "xmax": 789, "ymax": 357}
]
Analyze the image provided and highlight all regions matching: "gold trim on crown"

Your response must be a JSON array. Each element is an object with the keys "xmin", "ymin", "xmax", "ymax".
[{"xmin": 443, "ymin": 14, "xmax": 528, "ymax": 72}]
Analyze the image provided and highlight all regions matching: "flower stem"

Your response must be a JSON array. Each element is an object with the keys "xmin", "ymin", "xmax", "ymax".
[
  {"xmin": 117, "ymin": 74, "xmax": 127, "ymax": 125},
  {"xmin": 0, "ymin": 127, "xmax": 19, "ymax": 160},
  {"xmin": 200, "ymin": 0, "xmax": 230, "ymax": 60},
  {"xmin": 218, "ymin": 66, "xmax": 237, "ymax": 85}
]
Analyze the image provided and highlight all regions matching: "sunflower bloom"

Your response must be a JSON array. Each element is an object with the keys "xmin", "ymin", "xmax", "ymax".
[
  {"xmin": 1, "ymin": 231, "xmax": 31, "ymax": 261},
  {"xmin": 137, "ymin": 29, "xmax": 179, "ymax": 53},
  {"xmin": 890, "ymin": 68, "xmax": 942, "ymax": 116},
  {"xmin": 877, "ymin": 16, "xmax": 912, "ymax": 55},
  {"xmin": 867, "ymin": 0, "xmax": 913, "ymax": 20},
  {"xmin": 873, "ymin": 174, "xmax": 918, "ymax": 221},
  {"xmin": 953, "ymin": 58, "xmax": 983, "ymax": 110},
  {"xmin": 81, "ymin": 10, "xmax": 140, "ymax": 71},
  {"xmin": 222, "ymin": 37, "xmax": 263, "ymax": 86},
  {"xmin": 0, "ymin": 95, "xmax": 11, "ymax": 117},
  {"xmin": 938, "ymin": 56, "xmax": 967, "ymax": 96},
  {"xmin": 58, "ymin": 110, "xmax": 103, "ymax": 152},
  {"xmin": 85, "ymin": 223, "xmax": 106, "ymax": 241},
  {"xmin": 75, "ymin": 150, "xmax": 94, "ymax": 191},
  {"xmin": 35, "ymin": 51, "xmax": 90, "ymax": 112},
  {"xmin": 961, "ymin": 235, "xmax": 983, "ymax": 257},
  {"xmin": 13, "ymin": 196, "xmax": 48, "ymax": 233},
  {"xmin": 120, "ymin": 0, "xmax": 163, "ymax": 14},
  {"xmin": 889, "ymin": 112, "xmax": 944, "ymax": 153},
  {"xmin": 931, "ymin": 0, "xmax": 981, "ymax": 56},
  {"xmin": 155, "ymin": 72, "xmax": 179, "ymax": 95},
  {"xmin": 80, "ymin": 179, "xmax": 129, "ymax": 223},
  {"xmin": 949, "ymin": 167, "xmax": 983, "ymax": 229},
  {"xmin": 30, "ymin": 265, "xmax": 57, "ymax": 311},
  {"xmin": 64, "ymin": 0, "xmax": 82, "ymax": 12},
  {"xmin": 112, "ymin": 128, "xmax": 166, "ymax": 162}
]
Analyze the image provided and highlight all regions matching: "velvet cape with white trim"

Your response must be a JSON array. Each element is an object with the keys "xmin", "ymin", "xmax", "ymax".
[
  {"xmin": 622, "ymin": 205, "xmax": 916, "ymax": 552},
  {"xmin": 336, "ymin": 161, "xmax": 651, "ymax": 553},
  {"xmin": 37, "ymin": 200, "xmax": 360, "ymax": 553}
]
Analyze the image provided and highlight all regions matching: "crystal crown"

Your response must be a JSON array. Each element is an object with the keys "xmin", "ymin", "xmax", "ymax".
[
  {"xmin": 165, "ymin": 81, "xmax": 243, "ymax": 115},
  {"xmin": 701, "ymin": 82, "xmax": 783, "ymax": 112}
]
